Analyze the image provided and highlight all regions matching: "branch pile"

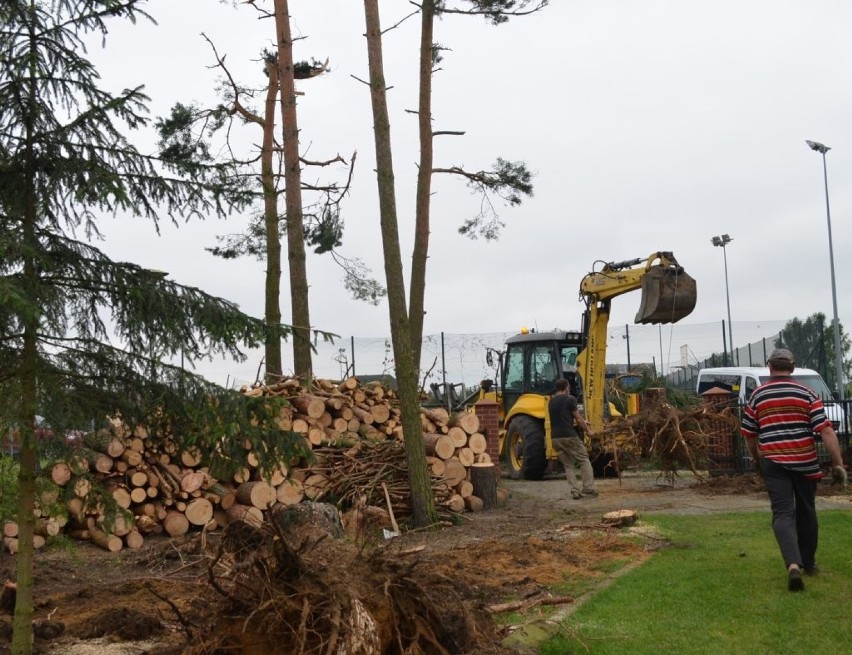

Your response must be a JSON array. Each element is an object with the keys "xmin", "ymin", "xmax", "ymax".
[{"xmin": 597, "ymin": 388, "xmax": 740, "ymax": 480}]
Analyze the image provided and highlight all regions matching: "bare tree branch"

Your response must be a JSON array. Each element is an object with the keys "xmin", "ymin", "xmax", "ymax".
[{"xmin": 410, "ymin": 0, "xmax": 549, "ymax": 25}]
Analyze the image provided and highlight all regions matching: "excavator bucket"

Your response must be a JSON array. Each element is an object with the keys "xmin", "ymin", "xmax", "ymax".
[{"xmin": 635, "ymin": 266, "xmax": 697, "ymax": 325}]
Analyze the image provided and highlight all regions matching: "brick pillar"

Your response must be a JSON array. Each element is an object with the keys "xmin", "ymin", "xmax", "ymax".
[{"xmin": 474, "ymin": 400, "xmax": 501, "ymax": 470}]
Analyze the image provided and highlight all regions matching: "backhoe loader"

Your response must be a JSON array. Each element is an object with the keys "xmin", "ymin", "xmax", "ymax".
[{"xmin": 486, "ymin": 252, "xmax": 697, "ymax": 479}]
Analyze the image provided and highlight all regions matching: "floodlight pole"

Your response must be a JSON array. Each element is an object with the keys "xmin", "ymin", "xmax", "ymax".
[
  {"xmin": 711, "ymin": 234, "xmax": 735, "ymax": 365},
  {"xmin": 806, "ymin": 140, "xmax": 845, "ymax": 399}
]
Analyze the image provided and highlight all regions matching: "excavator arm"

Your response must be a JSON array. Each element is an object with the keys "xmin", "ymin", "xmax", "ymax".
[{"xmin": 575, "ymin": 252, "xmax": 697, "ymax": 432}]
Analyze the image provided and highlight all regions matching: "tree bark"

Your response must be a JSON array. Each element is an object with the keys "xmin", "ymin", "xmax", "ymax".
[
  {"xmin": 274, "ymin": 0, "xmax": 313, "ymax": 378},
  {"xmin": 14, "ymin": 75, "xmax": 40, "ymax": 647},
  {"xmin": 262, "ymin": 57, "xmax": 284, "ymax": 380},
  {"xmin": 362, "ymin": 0, "xmax": 437, "ymax": 528},
  {"xmin": 409, "ymin": 0, "xmax": 436, "ymax": 368}
]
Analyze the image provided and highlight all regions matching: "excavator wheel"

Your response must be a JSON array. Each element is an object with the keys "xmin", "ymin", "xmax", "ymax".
[{"xmin": 504, "ymin": 416, "xmax": 546, "ymax": 481}]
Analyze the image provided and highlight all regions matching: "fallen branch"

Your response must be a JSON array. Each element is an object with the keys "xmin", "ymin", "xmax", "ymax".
[{"xmin": 487, "ymin": 594, "xmax": 574, "ymax": 614}]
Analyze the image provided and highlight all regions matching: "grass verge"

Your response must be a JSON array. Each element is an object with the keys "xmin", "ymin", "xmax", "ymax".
[{"xmin": 541, "ymin": 510, "xmax": 852, "ymax": 654}]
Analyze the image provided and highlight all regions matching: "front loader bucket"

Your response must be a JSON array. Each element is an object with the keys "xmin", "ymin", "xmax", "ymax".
[{"xmin": 635, "ymin": 266, "xmax": 697, "ymax": 324}]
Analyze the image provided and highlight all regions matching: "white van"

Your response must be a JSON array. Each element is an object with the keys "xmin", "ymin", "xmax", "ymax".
[{"xmin": 696, "ymin": 366, "xmax": 846, "ymax": 430}]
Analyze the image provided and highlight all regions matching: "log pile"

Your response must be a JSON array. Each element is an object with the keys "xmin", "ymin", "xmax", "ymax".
[{"xmin": 4, "ymin": 376, "xmax": 502, "ymax": 554}]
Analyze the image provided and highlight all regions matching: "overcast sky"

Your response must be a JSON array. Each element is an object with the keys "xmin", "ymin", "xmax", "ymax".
[{"xmin": 86, "ymin": 0, "xmax": 852, "ymax": 386}]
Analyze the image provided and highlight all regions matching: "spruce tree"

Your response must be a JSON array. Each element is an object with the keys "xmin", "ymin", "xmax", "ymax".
[{"xmin": 0, "ymin": 3, "xmax": 316, "ymax": 652}]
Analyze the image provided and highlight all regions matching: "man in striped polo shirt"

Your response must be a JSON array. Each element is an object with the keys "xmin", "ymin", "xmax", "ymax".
[{"xmin": 741, "ymin": 348, "xmax": 847, "ymax": 591}]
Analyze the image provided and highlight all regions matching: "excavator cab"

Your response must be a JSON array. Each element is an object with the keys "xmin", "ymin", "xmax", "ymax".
[
  {"xmin": 496, "ymin": 330, "xmax": 585, "ymax": 480},
  {"xmin": 634, "ymin": 260, "xmax": 697, "ymax": 324}
]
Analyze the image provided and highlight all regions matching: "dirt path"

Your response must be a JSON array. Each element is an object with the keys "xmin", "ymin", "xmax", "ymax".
[{"xmin": 514, "ymin": 469, "xmax": 852, "ymax": 512}]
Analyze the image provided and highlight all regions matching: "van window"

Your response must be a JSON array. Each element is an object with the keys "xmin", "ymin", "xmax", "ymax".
[
  {"xmin": 697, "ymin": 373, "xmax": 740, "ymax": 396},
  {"xmin": 744, "ymin": 376, "xmax": 758, "ymax": 400}
]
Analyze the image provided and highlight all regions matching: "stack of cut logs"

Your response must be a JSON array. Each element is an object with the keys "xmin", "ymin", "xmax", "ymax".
[{"xmin": 2, "ymin": 376, "xmax": 503, "ymax": 554}]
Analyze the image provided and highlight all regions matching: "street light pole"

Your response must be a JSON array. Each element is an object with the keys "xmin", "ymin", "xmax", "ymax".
[
  {"xmin": 711, "ymin": 234, "xmax": 735, "ymax": 365},
  {"xmin": 806, "ymin": 140, "xmax": 845, "ymax": 399}
]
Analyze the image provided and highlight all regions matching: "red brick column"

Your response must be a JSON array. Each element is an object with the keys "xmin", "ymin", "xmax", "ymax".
[{"xmin": 474, "ymin": 400, "xmax": 501, "ymax": 463}]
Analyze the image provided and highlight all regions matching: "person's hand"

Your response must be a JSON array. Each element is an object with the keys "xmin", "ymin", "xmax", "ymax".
[{"xmin": 831, "ymin": 465, "xmax": 848, "ymax": 490}]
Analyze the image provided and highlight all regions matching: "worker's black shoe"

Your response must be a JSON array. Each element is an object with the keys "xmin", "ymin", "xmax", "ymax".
[
  {"xmin": 788, "ymin": 568, "xmax": 804, "ymax": 592},
  {"xmin": 804, "ymin": 564, "xmax": 819, "ymax": 576}
]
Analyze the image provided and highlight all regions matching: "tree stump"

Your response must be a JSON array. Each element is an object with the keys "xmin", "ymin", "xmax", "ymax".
[
  {"xmin": 470, "ymin": 463, "xmax": 498, "ymax": 510},
  {"xmin": 269, "ymin": 501, "xmax": 344, "ymax": 548},
  {"xmin": 602, "ymin": 509, "xmax": 638, "ymax": 527}
]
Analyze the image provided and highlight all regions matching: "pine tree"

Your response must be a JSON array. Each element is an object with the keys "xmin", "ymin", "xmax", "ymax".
[
  {"xmin": 408, "ymin": 0, "xmax": 542, "ymax": 367},
  {"xmin": 0, "ymin": 3, "xmax": 318, "ymax": 652},
  {"xmin": 157, "ymin": 4, "xmax": 383, "ymax": 381},
  {"xmin": 360, "ymin": 0, "xmax": 545, "ymax": 527}
]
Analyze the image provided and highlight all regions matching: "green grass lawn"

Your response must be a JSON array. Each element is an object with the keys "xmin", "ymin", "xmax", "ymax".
[{"xmin": 541, "ymin": 510, "xmax": 852, "ymax": 655}]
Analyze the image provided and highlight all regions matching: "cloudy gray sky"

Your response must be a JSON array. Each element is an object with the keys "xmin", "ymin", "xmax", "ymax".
[{"xmin": 88, "ymin": 0, "xmax": 852, "ymax": 386}]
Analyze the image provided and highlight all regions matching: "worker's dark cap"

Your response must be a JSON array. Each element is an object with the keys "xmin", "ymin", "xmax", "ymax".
[{"xmin": 767, "ymin": 348, "xmax": 795, "ymax": 366}]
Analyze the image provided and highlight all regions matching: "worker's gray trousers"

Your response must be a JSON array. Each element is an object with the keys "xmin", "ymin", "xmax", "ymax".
[
  {"xmin": 760, "ymin": 458, "xmax": 818, "ymax": 570},
  {"xmin": 553, "ymin": 436, "xmax": 595, "ymax": 495}
]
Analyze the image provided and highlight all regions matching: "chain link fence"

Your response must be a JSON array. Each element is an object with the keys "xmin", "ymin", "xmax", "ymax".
[
  {"xmin": 256, "ymin": 319, "xmax": 789, "ymax": 392},
  {"xmin": 229, "ymin": 319, "xmax": 846, "ymax": 395}
]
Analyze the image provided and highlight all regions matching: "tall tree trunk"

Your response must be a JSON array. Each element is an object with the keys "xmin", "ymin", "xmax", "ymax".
[
  {"xmin": 274, "ymin": 0, "xmax": 312, "ymax": 379},
  {"xmin": 13, "ymin": 10, "xmax": 38, "ymax": 652},
  {"xmin": 262, "ymin": 58, "xmax": 283, "ymax": 380},
  {"xmin": 408, "ymin": 0, "xmax": 436, "ymax": 370},
  {"xmin": 363, "ymin": 0, "xmax": 437, "ymax": 528},
  {"xmin": 13, "ymin": 334, "xmax": 37, "ymax": 655}
]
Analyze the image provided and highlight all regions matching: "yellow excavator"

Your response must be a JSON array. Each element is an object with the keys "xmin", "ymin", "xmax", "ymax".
[{"xmin": 486, "ymin": 252, "xmax": 697, "ymax": 479}]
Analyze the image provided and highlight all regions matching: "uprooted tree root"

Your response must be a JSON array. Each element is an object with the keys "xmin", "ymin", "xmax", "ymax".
[
  {"xmin": 183, "ymin": 520, "xmax": 506, "ymax": 655},
  {"xmin": 599, "ymin": 392, "xmax": 740, "ymax": 483}
]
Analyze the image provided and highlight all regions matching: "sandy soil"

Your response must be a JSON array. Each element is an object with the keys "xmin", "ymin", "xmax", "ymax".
[{"xmin": 1, "ymin": 471, "xmax": 848, "ymax": 655}]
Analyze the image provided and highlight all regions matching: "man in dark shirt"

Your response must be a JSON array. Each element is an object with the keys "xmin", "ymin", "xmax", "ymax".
[
  {"xmin": 548, "ymin": 378, "xmax": 598, "ymax": 499},
  {"xmin": 742, "ymin": 348, "xmax": 847, "ymax": 591}
]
